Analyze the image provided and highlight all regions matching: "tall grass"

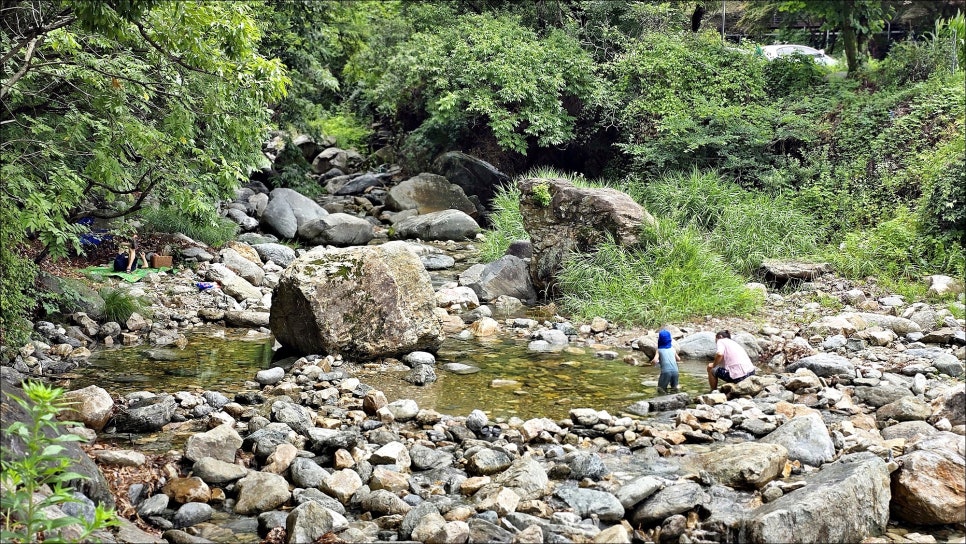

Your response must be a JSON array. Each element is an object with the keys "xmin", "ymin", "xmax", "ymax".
[
  {"xmin": 140, "ymin": 206, "xmax": 238, "ymax": 247},
  {"xmin": 557, "ymin": 220, "xmax": 761, "ymax": 326},
  {"xmin": 628, "ymin": 167, "xmax": 744, "ymax": 231},
  {"xmin": 825, "ymin": 208, "xmax": 923, "ymax": 280},
  {"xmin": 99, "ymin": 288, "xmax": 150, "ymax": 324},
  {"xmin": 710, "ymin": 195, "xmax": 822, "ymax": 276}
]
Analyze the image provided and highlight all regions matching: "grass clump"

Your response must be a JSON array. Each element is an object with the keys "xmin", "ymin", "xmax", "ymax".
[
  {"xmin": 140, "ymin": 206, "xmax": 238, "ymax": 247},
  {"xmin": 480, "ymin": 183, "xmax": 527, "ymax": 262},
  {"xmin": 557, "ymin": 220, "xmax": 761, "ymax": 327},
  {"xmin": 825, "ymin": 208, "xmax": 923, "ymax": 280},
  {"xmin": 628, "ymin": 167, "xmax": 744, "ymax": 231},
  {"xmin": 99, "ymin": 287, "xmax": 150, "ymax": 324}
]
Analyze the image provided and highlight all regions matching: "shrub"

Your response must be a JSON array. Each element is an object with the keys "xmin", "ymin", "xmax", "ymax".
[
  {"xmin": 763, "ymin": 53, "xmax": 827, "ymax": 98},
  {"xmin": 480, "ymin": 183, "xmax": 526, "ymax": 262},
  {"xmin": 99, "ymin": 287, "xmax": 150, "ymax": 324},
  {"xmin": 557, "ymin": 220, "xmax": 761, "ymax": 326},
  {"xmin": 0, "ymin": 235, "xmax": 36, "ymax": 347},
  {"xmin": 825, "ymin": 208, "xmax": 924, "ymax": 280},
  {"xmin": 140, "ymin": 206, "xmax": 238, "ymax": 247},
  {"xmin": 306, "ymin": 111, "xmax": 372, "ymax": 152},
  {"xmin": 1, "ymin": 381, "xmax": 119, "ymax": 542}
]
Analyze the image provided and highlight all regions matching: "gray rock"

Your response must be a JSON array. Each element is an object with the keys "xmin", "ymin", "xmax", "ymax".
[
  {"xmin": 688, "ymin": 442, "xmax": 787, "ymax": 489},
  {"xmin": 234, "ymin": 472, "xmax": 292, "ymax": 515},
  {"xmin": 891, "ymin": 432, "xmax": 966, "ymax": 525},
  {"xmin": 298, "ymin": 213, "xmax": 375, "ymax": 247},
  {"xmin": 631, "ymin": 481, "xmax": 708, "ymax": 525},
  {"xmin": 468, "ymin": 517, "xmax": 515, "ymax": 543},
  {"xmin": 853, "ymin": 384, "xmax": 912, "ymax": 408},
  {"xmin": 360, "ymin": 489, "xmax": 412, "ymax": 516},
  {"xmin": 253, "ymin": 243, "xmax": 297, "ymax": 268},
  {"xmin": 410, "ymin": 444, "xmax": 455, "ymax": 471},
  {"xmin": 332, "ymin": 172, "xmax": 388, "ymax": 196},
  {"xmin": 390, "ymin": 209, "xmax": 482, "ymax": 242},
  {"xmin": 877, "ymin": 396, "xmax": 932, "ymax": 422},
  {"xmin": 421, "ymin": 253, "xmax": 456, "ymax": 270},
  {"xmin": 906, "ymin": 348, "xmax": 964, "ymax": 377},
  {"xmin": 786, "ymin": 353, "xmax": 855, "ymax": 378},
  {"xmin": 289, "ymin": 457, "xmax": 329, "ymax": 489},
  {"xmin": 465, "ymin": 409, "xmax": 488, "ymax": 432},
  {"xmin": 760, "ymin": 414, "xmax": 835, "ymax": 466},
  {"xmin": 173, "ymin": 502, "xmax": 213, "ymax": 528},
  {"xmin": 442, "ymin": 362, "xmax": 480, "ymax": 375},
  {"xmin": 880, "ymin": 420, "xmax": 938, "ymax": 442},
  {"xmin": 615, "ymin": 476, "xmax": 664, "ymax": 510},
  {"xmin": 401, "ymin": 501, "xmax": 441, "ymax": 540},
  {"xmin": 553, "ymin": 486, "xmax": 624, "ymax": 521},
  {"xmin": 219, "ymin": 247, "xmax": 264, "ymax": 286},
  {"xmin": 285, "ymin": 501, "xmax": 348, "ymax": 544},
  {"xmin": 386, "ymin": 173, "xmax": 477, "ymax": 217},
  {"xmin": 261, "ymin": 188, "xmax": 328, "ymax": 240},
  {"xmin": 568, "ymin": 452, "xmax": 608, "ymax": 480},
  {"xmin": 404, "ymin": 364, "xmax": 437, "ymax": 385},
  {"xmin": 741, "ymin": 453, "xmax": 891, "ymax": 543},
  {"xmin": 255, "ymin": 367, "xmax": 285, "ymax": 386},
  {"xmin": 467, "ymin": 448, "xmax": 512, "ymax": 476},
  {"xmin": 648, "ymin": 393, "xmax": 690, "ymax": 412},
  {"xmin": 137, "ymin": 494, "xmax": 170, "ymax": 518},
  {"xmin": 115, "ymin": 394, "xmax": 177, "ymax": 433},
  {"xmin": 192, "ymin": 457, "xmax": 247, "ymax": 484}
]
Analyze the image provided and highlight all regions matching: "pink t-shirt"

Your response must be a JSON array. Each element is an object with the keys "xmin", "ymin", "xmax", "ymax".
[{"xmin": 716, "ymin": 338, "xmax": 755, "ymax": 377}]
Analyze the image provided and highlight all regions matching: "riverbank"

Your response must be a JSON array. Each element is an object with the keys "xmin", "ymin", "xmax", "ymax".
[{"xmin": 2, "ymin": 233, "xmax": 964, "ymax": 544}]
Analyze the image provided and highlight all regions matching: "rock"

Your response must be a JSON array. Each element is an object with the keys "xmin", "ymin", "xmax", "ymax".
[
  {"xmin": 386, "ymin": 399, "xmax": 419, "ymax": 421},
  {"xmin": 299, "ymin": 213, "xmax": 375, "ymax": 247},
  {"xmin": 137, "ymin": 493, "xmax": 170, "ymax": 517},
  {"xmin": 163, "ymin": 477, "xmax": 210, "ymax": 504},
  {"xmin": 434, "ymin": 151, "xmax": 509, "ymax": 220},
  {"xmin": 410, "ymin": 444, "xmax": 454, "ymax": 471},
  {"xmin": 741, "ymin": 452, "xmax": 891, "ymax": 543},
  {"xmin": 881, "ymin": 420, "xmax": 938, "ymax": 442},
  {"xmin": 361, "ymin": 489, "xmax": 412, "ymax": 516},
  {"xmin": 285, "ymin": 501, "xmax": 348, "ymax": 544},
  {"xmin": 615, "ymin": 476, "xmax": 664, "ymax": 510},
  {"xmin": 60, "ymin": 385, "xmax": 114, "ymax": 431},
  {"xmin": 233, "ymin": 472, "xmax": 291, "ymax": 515},
  {"xmin": 271, "ymin": 245, "xmax": 443, "ymax": 358},
  {"xmin": 467, "ymin": 448, "xmax": 512, "ymax": 476},
  {"xmin": 390, "ymin": 209, "xmax": 482, "ymax": 242},
  {"xmin": 322, "ymin": 469, "xmax": 363, "ymax": 504},
  {"xmin": 253, "ymin": 243, "xmax": 296, "ymax": 268},
  {"xmin": 462, "ymin": 255, "xmax": 536, "ymax": 303},
  {"xmin": 906, "ymin": 348, "xmax": 965, "ymax": 377},
  {"xmin": 93, "ymin": 449, "xmax": 145, "ymax": 467},
  {"xmin": 219, "ymin": 248, "xmax": 264, "ymax": 286},
  {"xmin": 854, "ymin": 313, "xmax": 922, "ymax": 335},
  {"xmin": 261, "ymin": 188, "xmax": 328, "ymax": 239},
  {"xmin": 518, "ymin": 177, "xmax": 654, "ymax": 295},
  {"xmin": 690, "ymin": 442, "xmax": 787, "ymax": 489},
  {"xmin": 192, "ymin": 457, "xmax": 247, "ymax": 484},
  {"xmin": 331, "ymin": 172, "xmax": 388, "ymax": 196},
  {"xmin": 877, "ymin": 396, "xmax": 932, "ymax": 422},
  {"xmin": 255, "ymin": 367, "xmax": 285, "ymax": 386},
  {"xmin": 371, "ymin": 441, "xmax": 412, "ymax": 468},
  {"xmin": 404, "ymin": 364, "xmax": 437, "ymax": 385},
  {"xmin": 386, "ymin": 173, "xmax": 478, "ymax": 218},
  {"xmin": 631, "ymin": 481, "xmax": 708, "ymax": 525},
  {"xmin": 926, "ymin": 275, "xmax": 964, "ymax": 297},
  {"xmin": 929, "ymin": 383, "xmax": 965, "ymax": 426},
  {"xmin": 759, "ymin": 260, "xmax": 830, "ymax": 284},
  {"xmin": 760, "ymin": 414, "xmax": 835, "ymax": 466},
  {"xmin": 289, "ymin": 457, "xmax": 328, "ymax": 489},
  {"xmin": 891, "ymin": 432, "xmax": 965, "ymax": 525},
  {"xmin": 554, "ymin": 486, "xmax": 624, "ymax": 521},
  {"xmin": 173, "ymin": 502, "xmax": 213, "ymax": 528},
  {"xmin": 785, "ymin": 353, "xmax": 855, "ymax": 378},
  {"xmin": 486, "ymin": 456, "xmax": 549, "ymax": 501},
  {"xmin": 224, "ymin": 310, "xmax": 270, "ymax": 329},
  {"xmin": 853, "ymin": 384, "xmax": 912, "ymax": 408},
  {"xmin": 115, "ymin": 394, "xmax": 177, "ymax": 433},
  {"xmin": 206, "ymin": 264, "xmax": 262, "ymax": 302},
  {"xmin": 568, "ymin": 452, "xmax": 608, "ymax": 480}
]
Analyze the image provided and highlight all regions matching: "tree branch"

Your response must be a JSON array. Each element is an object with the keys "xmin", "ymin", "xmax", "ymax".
[
  {"xmin": 134, "ymin": 21, "xmax": 218, "ymax": 77},
  {"xmin": 0, "ymin": 35, "xmax": 41, "ymax": 99}
]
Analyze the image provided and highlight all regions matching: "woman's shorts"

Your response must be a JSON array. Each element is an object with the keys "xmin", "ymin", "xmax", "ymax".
[{"xmin": 714, "ymin": 367, "xmax": 755, "ymax": 383}]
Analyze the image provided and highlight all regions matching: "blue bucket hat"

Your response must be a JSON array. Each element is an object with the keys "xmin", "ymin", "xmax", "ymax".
[{"xmin": 658, "ymin": 330, "xmax": 672, "ymax": 349}]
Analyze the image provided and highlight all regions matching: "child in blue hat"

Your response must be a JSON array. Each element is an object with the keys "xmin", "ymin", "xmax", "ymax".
[{"xmin": 652, "ymin": 329, "xmax": 681, "ymax": 394}]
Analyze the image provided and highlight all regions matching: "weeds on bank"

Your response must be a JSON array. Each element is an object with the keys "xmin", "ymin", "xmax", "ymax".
[
  {"xmin": 1, "ymin": 381, "xmax": 119, "ymax": 542},
  {"xmin": 557, "ymin": 221, "xmax": 761, "ymax": 326},
  {"xmin": 99, "ymin": 288, "xmax": 150, "ymax": 324},
  {"xmin": 140, "ymin": 206, "xmax": 238, "ymax": 247}
]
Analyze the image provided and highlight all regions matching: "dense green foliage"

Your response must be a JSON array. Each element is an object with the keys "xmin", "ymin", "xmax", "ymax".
[
  {"xmin": 99, "ymin": 287, "xmax": 150, "ymax": 324},
  {"xmin": 2, "ymin": 0, "xmax": 963, "ymax": 342},
  {"xmin": 1, "ymin": 381, "xmax": 119, "ymax": 542}
]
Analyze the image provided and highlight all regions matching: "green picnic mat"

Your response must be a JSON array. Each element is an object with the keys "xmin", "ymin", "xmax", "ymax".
[{"xmin": 82, "ymin": 265, "xmax": 170, "ymax": 283}]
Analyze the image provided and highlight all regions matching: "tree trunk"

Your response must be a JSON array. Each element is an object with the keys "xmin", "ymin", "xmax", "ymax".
[{"xmin": 841, "ymin": 0, "xmax": 859, "ymax": 74}]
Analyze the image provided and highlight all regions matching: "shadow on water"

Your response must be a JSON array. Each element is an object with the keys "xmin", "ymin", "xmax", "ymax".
[{"xmin": 71, "ymin": 328, "xmax": 711, "ymax": 422}]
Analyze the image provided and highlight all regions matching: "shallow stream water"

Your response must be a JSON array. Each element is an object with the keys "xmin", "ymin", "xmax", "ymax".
[{"xmin": 70, "ymin": 328, "xmax": 710, "ymax": 422}]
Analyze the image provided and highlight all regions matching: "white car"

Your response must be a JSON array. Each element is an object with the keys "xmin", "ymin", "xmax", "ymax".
[{"xmin": 760, "ymin": 44, "xmax": 838, "ymax": 66}]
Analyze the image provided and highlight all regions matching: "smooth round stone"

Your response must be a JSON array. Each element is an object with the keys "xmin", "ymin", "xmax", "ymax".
[{"xmin": 442, "ymin": 362, "xmax": 480, "ymax": 375}]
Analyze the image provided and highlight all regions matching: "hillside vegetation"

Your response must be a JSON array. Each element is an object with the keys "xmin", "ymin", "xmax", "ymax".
[{"xmin": 2, "ymin": 1, "xmax": 964, "ymax": 342}]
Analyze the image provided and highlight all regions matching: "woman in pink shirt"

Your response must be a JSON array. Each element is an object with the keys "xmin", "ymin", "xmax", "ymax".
[{"xmin": 707, "ymin": 330, "xmax": 757, "ymax": 391}]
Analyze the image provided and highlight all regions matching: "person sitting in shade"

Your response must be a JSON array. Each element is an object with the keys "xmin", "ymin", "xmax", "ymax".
[
  {"xmin": 113, "ymin": 233, "xmax": 148, "ymax": 273},
  {"xmin": 707, "ymin": 330, "xmax": 756, "ymax": 391}
]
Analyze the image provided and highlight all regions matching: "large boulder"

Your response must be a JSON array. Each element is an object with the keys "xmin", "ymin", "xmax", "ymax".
[
  {"xmin": 298, "ymin": 213, "xmax": 375, "ymax": 247},
  {"xmin": 759, "ymin": 260, "xmax": 830, "ymax": 285},
  {"xmin": 891, "ymin": 431, "xmax": 965, "ymax": 525},
  {"xmin": 270, "ymin": 245, "xmax": 443, "ymax": 358},
  {"xmin": 517, "ymin": 177, "xmax": 654, "ymax": 296},
  {"xmin": 687, "ymin": 442, "xmax": 787, "ymax": 489},
  {"xmin": 434, "ymin": 151, "xmax": 510, "ymax": 220},
  {"xmin": 60, "ymin": 385, "xmax": 114, "ymax": 432},
  {"xmin": 390, "ymin": 209, "xmax": 481, "ymax": 241},
  {"xmin": 261, "ymin": 188, "xmax": 328, "ymax": 240},
  {"xmin": 386, "ymin": 173, "xmax": 477, "ymax": 218},
  {"xmin": 740, "ymin": 452, "xmax": 891, "ymax": 543},
  {"xmin": 785, "ymin": 353, "xmax": 854, "ymax": 378}
]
